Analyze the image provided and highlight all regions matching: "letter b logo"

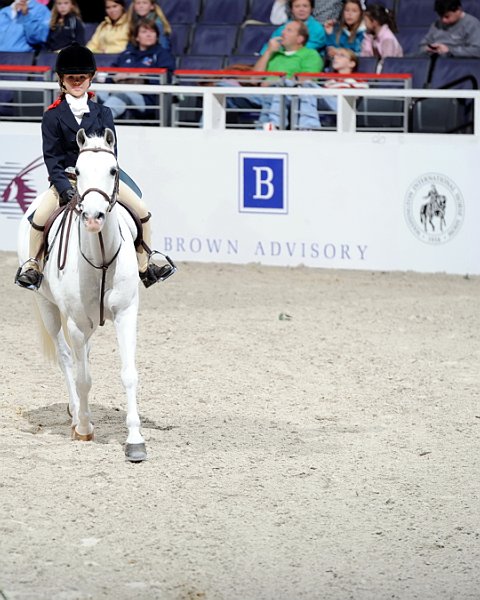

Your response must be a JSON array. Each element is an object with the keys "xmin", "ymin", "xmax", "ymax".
[{"xmin": 239, "ymin": 153, "xmax": 288, "ymax": 213}]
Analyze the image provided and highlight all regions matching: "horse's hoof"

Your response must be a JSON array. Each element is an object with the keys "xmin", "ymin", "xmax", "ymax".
[
  {"xmin": 125, "ymin": 443, "xmax": 147, "ymax": 462},
  {"xmin": 71, "ymin": 426, "xmax": 94, "ymax": 441}
]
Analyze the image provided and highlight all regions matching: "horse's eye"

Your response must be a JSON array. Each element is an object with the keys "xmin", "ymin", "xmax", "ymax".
[
  {"xmin": 110, "ymin": 167, "xmax": 118, "ymax": 177},
  {"xmin": 75, "ymin": 167, "xmax": 79, "ymax": 176}
]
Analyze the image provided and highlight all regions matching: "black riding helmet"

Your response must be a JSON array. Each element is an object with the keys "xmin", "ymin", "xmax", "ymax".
[{"xmin": 55, "ymin": 43, "xmax": 96, "ymax": 76}]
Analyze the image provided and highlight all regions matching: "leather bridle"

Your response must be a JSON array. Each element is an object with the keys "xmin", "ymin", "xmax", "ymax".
[{"xmin": 76, "ymin": 146, "xmax": 119, "ymax": 212}]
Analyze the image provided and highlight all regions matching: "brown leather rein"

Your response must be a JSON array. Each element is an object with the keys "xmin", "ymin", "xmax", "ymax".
[{"xmin": 70, "ymin": 146, "xmax": 122, "ymax": 327}]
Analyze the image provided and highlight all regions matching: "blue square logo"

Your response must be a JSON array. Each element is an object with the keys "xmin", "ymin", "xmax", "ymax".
[{"xmin": 239, "ymin": 152, "xmax": 288, "ymax": 214}]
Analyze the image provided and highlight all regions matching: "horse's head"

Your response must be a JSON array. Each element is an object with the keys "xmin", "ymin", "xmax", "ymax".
[{"xmin": 75, "ymin": 128, "xmax": 119, "ymax": 233}]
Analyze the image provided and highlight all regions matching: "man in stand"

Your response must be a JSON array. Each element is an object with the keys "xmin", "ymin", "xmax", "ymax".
[{"xmin": 420, "ymin": 0, "xmax": 480, "ymax": 57}]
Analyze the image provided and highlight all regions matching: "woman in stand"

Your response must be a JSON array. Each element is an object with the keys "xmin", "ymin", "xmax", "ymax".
[
  {"xmin": 15, "ymin": 43, "xmax": 174, "ymax": 291},
  {"xmin": 127, "ymin": 0, "xmax": 171, "ymax": 50},
  {"xmin": 262, "ymin": 0, "xmax": 326, "ymax": 54},
  {"xmin": 45, "ymin": 0, "xmax": 85, "ymax": 51},
  {"xmin": 86, "ymin": 0, "xmax": 129, "ymax": 54}
]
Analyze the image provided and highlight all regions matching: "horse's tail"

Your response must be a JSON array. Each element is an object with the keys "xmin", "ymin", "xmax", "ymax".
[{"xmin": 32, "ymin": 300, "xmax": 57, "ymax": 363}]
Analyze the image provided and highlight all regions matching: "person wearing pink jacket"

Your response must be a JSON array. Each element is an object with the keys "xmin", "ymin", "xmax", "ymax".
[{"xmin": 360, "ymin": 3, "xmax": 403, "ymax": 62}]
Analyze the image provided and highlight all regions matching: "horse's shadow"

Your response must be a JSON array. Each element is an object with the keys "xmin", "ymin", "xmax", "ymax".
[{"xmin": 24, "ymin": 403, "xmax": 176, "ymax": 445}]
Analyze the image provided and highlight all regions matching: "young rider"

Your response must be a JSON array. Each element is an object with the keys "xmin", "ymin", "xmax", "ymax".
[{"xmin": 15, "ymin": 42, "xmax": 173, "ymax": 291}]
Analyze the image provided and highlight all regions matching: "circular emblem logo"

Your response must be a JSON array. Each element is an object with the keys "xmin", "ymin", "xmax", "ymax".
[{"xmin": 404, "ymin": 173, "xmax": 464, "ymax": 244}]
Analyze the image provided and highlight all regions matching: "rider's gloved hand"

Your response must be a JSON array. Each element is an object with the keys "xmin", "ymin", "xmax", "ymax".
[{"xmin": 59, "ymin": 187, "xmax": 76, "ymax": 206}]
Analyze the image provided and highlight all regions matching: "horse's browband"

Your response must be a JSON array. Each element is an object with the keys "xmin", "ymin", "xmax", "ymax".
[{"xmin": 79, "ymin": 147, "xmax": 116, "ymax": 157}]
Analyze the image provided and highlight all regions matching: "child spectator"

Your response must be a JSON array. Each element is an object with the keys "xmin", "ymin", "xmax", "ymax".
[
  {"xmin": 325, "ymin": 0, "xmax": 366, "ymax": 59},
  {"xmin": 87, "ymin": 0, "xmax": 129, "ymax": 54},
  {"xmin": 127, "ymin": 0, "xmax": 171, "ymax": 50},
  {"xmin": 271, "ymin": 0, "xmax": 343, "ymax": 25},
  {"xmin": 360, "ymin": 3, "xmax": 403, "ymax": 61},
  {"xmin": 419, "ymin": 0, "xmax": 480, "ymax": 57},
  {"xmin": 262, "ymin": 0, "xmax": 326, "ymax": 54},
  {"xmin": 45, "ymin": 0, "xmax": 85, "ymax": 51},
  {"xmin": 0, "ymin": 0, "xmax": 50, "ymax": 52},
  {"xmin": 97, "ymin": 20, "xmax": 175, "ymax": 119}
]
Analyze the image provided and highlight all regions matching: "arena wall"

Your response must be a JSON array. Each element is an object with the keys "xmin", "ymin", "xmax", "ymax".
[{"xmin": 0, "ymin": 121, "xmax": 478, "ymax": 274}]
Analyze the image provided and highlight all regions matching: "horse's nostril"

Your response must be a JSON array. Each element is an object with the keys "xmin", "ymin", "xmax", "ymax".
[{"xmin": 97, "ymin": 212, "xmax": 105, "ymax": 221}]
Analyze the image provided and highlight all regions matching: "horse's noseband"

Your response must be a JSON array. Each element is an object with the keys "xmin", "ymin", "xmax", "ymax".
[{"xmin": 77, "ymin": 147, "xmax": 119, "ymax": 213}]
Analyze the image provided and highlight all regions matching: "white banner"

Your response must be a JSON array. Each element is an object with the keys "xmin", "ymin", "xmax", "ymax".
[{"xmin": 1, "ymin": 122, "xmax": 478, "ymax": 274}]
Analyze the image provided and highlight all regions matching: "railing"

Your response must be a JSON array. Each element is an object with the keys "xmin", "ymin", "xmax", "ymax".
[{"xmin": 1, "ymin": 70, "xmax": 479, "ymax": 135}]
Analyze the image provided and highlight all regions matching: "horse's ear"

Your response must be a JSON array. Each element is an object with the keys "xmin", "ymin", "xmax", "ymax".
[
  {"xmin": 104, "ymin": 128, "xmax": 116, "ymax": 150},
  {"xmin": 76, "ymin": 128, "xmax": 87, "ymax": 150}
]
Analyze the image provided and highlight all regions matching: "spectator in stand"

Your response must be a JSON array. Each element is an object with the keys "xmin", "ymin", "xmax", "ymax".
[
  {"xmin": 262, "ymin": 0, "xmax": 326, "ymax": 54},
  {"xmin": 360, "ymin": 3, "xmax": 402, "ymax": 62},
  {"xmin": 271, "ymin": 0, "xmax": 343, "ymax": 25},
  {"xmin": 315, "ymin": 47, "xmax": 368, "ymax": 123},
  {"xmin": 0, "ymin": 0, "xmax": 50, "ymax": 51},
  {"xmin": 45, "ymin": 0, "xmax": 85, "ymax": 51},
  {"xmin": 97, "ymin": 20, "xmax": 175, "ymax": 119},
  {"xmin": 420, "ymin": 0, "xmax": 480, "ymax": 57},
  {"xmin": 325, "ymin": 0, "xmax": 366, "ymax": 60},
  {"xmin": 86, "ymin": 0, "xmax": 129, "ymax": 54},
  {"xmin": 254, "ymin": 20, "xmax": 323, "ymax": 129},
  {"xmin": 127, "ymin": 0, "xmax": 171, "ymax": 50}
]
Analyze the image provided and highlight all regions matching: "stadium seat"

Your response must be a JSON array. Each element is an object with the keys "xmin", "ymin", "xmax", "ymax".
[
  {"xmin": 171, "ymin": 24, "xmax": 191, "ymax": 55},
  {"xmin": 411, "ymin": 57, "xmax": 479, "ymax": 133},
  {"xmin": 460, "ymin": 0, "xmax": 480, "ymax": 19},
  {"xmin": 235, "ymin": 24, "xmax": 276, "ymax": 55},
  {"xmin": 189, "ymin": 24, "xmax": 239, "ymax": 56},
  {"xmin": 356, "ymin": 56, "xmax": 378, "ymax": 73},
  {"xmin": 177, "ymin": 55, "xmax": 225, "ymax": 70},
  {"xmin": 248, "ymin": 0, "xmax": 275, "ymax": 23},
  {"xmin": 83, "ymin": 22, "xmax": 99, "ymax": 45},
  {"xmin": 161, "ymin": 0, "xmax": 201, "ymax": 23},
  {"xmin": 225, "ymin": 55, "xmax": 258, "ymax": 68},
  {"xmin": 381, "ymin": 56, "xmax": 431, "ymax": 89},
  {"xmin": 396, "ymin": 0, "xmax": 436, "ymax": 28},
  {"xmin": 198, "ymin": 0, "xmax": 248, "ymax": 24},
  {"xmin": 396, "ymin": 26, "xmax": 429, "ymax": 56},
  {"xmin": 0, "ymin": 52, "xmax": 39, "ymax": 118},
  {"xmin": 429, "ymin": 56, "xmax": 480, "ymax": 89}
]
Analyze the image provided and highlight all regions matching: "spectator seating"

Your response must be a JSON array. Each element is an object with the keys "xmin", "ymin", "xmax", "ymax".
[
  {"xmin": 178, "ymin": 55, "xmax": 225, "ymax": 70},
  {"xmin": 198, "ymin": 0, "xmax": 249, "ymax": 24},
  {"xmin": 460, "ymin": 0, "xmax": 480, "ymax": 19},
  {"xmin": 396, "ymin": 26, "xmax": 429, "ymax": 56},
  {"xmin": 429, "ymin": 56, "xmax": 480, "ymax": 89},
  {"xmin": 162, "ymin": 0, "xmax": 201, "ymax": 23},
  {"xmin": 247, "ymin": 0, "xmax": 276, "ymax": 23},
  {"xmin": 234, "ymin": 24, "xmax": 276, "ymax": 55},
  {"xmin": 0, "ymin": 52, "xmax": 36, "ymax": 117},
  {"xmin": 225, "ymin": 55, "xmax": 258, "ymax": 68},
  {"xmin": 396, "ymin": 0, "xmax": 436, "ymax": 28},
  {"xmin": 410, "ymin": 57, "xmax": 479, "ymax": 133},
  {"xmin": 381, "ymin": 56, "xmax": 431, "ymax": 88},
  {"xmin": 189, "ymin": 24, "xmax": 239, "ymax": 56},
  {"xmin": 357, "ymin": 57, "xmax": 378, "ymax": 73},
  {"xmin": 171, "ymin": 24, "xmax": 191, "ymax": 55},
  {"xmin": 83, "ymin": 22, "xmax": 99, "ymax": 45}
]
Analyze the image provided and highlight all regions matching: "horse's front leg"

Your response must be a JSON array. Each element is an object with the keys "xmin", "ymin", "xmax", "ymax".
[
  {"xmin": 68, "ymin": 319, "xmax": 94, "ymax": 441},
  {"xmin": 113, "ymin": 303, "xmax": 146, "ymax": 462}
]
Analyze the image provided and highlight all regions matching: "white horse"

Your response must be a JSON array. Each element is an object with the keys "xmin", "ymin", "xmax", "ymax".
[{"xmin": 17, "ymin": 128, "xmax": 147, "ymax": 462}]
